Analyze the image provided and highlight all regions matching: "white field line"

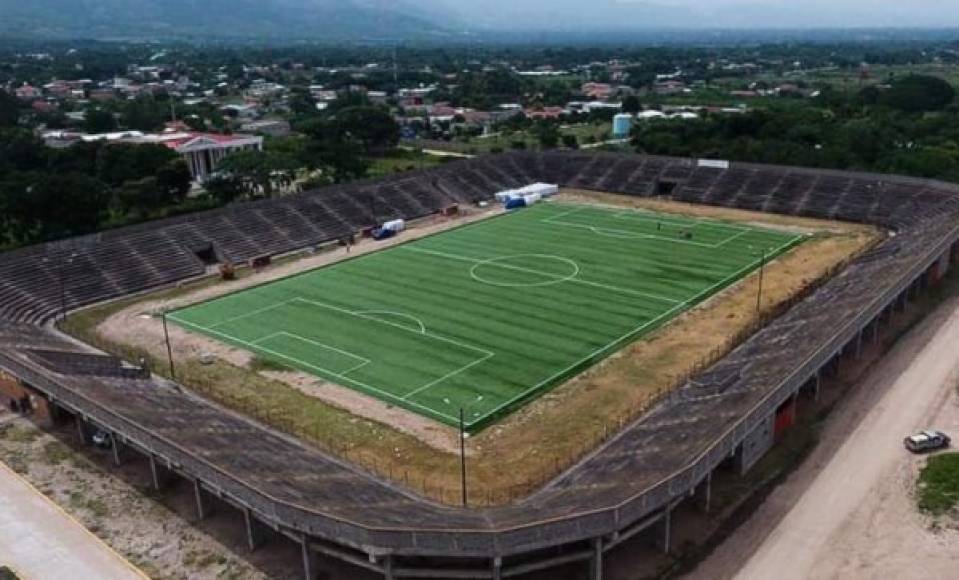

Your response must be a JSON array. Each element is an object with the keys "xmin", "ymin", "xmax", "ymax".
[
  {"xmin": 717, "ymin": 229, "xmax": 751, "ymax": 247},
  {"xmin": 292, "ymin": 298, "xmax": 493, "ymax": 359},
  {"xmin": 551, "ymin": 201, "xmax": 752, "ymax": 233},
  {"xmin": 544, "ymin": 217, "xmax": 745, "ymax": 249},
  {"xmin": 354, "ymin": 310, "xmax": 427, "ymax": 334},
  {"xmin": 405, "ymin": 246, "xmax": 682, "ymax": 305},
  {"xmin": 254, "ymin": 331, "xmax": 371, "ymax": 375},
  {"xmin": 207, "ymin": 299, "xmax": 296, "ymax": 329},
  {"xmin": 612, "ymin": 209, "xmax": 752, "ymax": 233},
  {"xmin": 400, "ymin": 351, "xmax": 494, "ymax": 401},
  {"xmin": 292, "ymin": 298, "xmax": 495, "ymax": 402},
  {"xmin": 477, "ymin": 232, "xmax": 806, "ymax": 422},
  {"xmin": 166, "ymin": 313, "xmax": 462, "ymax": 423}
]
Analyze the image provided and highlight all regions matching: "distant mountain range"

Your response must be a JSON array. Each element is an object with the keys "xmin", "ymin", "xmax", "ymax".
[
  {"xmin": 1, "ymin": 0, "xmax": 957, "ymax": 42},
  {"xmin": 0, "ymin": 0, "xmax": 448, "ymax": 41}
]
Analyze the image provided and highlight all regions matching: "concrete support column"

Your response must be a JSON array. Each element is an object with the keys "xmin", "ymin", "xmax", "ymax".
[
  {"xmin": 590, "ymin": 537, "xmax": 604, "ymax": 580},
  {"xmin": 855, "ymin": 330, "xmax": 863, "ymax": 359},
  {"xmin": 193, "ymin": 479, "xmax": 212, "ymax": 520},
  {"xmin": 301, "ymin": 536, "xmax": 317, "ymax": 580},
  {"xmin": 383, "ymin": 554, "xmax": 394, "ymax": 580},
  {"xmin": 75, "ymin": 416, "xmax": 88, "ymax": 445},
  {"xmin": 110, "ymin": 434, "xmax": 122, "ymax": 466},
  {"xmin": 49, "ymin": 401, "xmax": 63, "ymax": 425},
  {"xmin": 491, "ymin": 557, "xmax": 502, "ymax": 580},
  {"xmin": 244, "ymin": 508, "xmax": 267, "ymax": 551},
  {"xmin": 872, "ymin": 319, "xmax": 880, "ymax": 343},
  {"xmin": 148, "ymin": 454, "xmax": 171, "ymax": 491},
  {"xmin": 696, "ymin": 472, "xmax": 712, "ymax": 513},
  {"xmin": 655, "ymin": 506, "xmax": 672, "ymax": 553}
]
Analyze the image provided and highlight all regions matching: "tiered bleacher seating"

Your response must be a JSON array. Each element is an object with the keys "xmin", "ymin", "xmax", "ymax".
[{"xmin": 4, "ymin": 151, "xmax": 959, "ymax": 326}]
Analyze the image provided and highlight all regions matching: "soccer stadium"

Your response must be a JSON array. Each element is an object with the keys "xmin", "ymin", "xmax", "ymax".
[{"xmin": 1, "ymin": 151, "xmax": 957, "ymax": 579}]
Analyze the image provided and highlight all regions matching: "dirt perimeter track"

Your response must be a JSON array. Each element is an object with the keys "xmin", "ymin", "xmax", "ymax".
[{"xmin": 686, "ymin": 292, "xmax": 959, "ymax": 580}]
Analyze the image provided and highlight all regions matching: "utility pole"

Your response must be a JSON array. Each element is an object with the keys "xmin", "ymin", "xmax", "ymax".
[
  {"xmin": 756, "ymin": 248, "xmax": 766, "ymax": 314},
  {"xmin": 459, "ymin": 408, "xmax": 467, "ymax": 507},
  {"xmin": 162, "ymin": 312, "xmax": 176, "ymax": 379}
]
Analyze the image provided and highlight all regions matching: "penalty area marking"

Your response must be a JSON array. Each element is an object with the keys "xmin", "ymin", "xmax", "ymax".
[
  {"xmin": 541, "ymin": 205, "xmax": 755, "ymax": 248},
  {"xmin": 354, "ymin": 310, "xmax": 427, "ymax": 334},
  {"xmin": 167, "ymin": 312, "xmax": 469, "ymax": 424},
  {"xmin": 252, "ymin": 331, "xmax": 371, "ymax": 376}
]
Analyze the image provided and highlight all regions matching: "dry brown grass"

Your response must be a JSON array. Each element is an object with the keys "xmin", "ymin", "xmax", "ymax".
[{"xmin": 63, "ymin": 192, "xmax": 881, "ymax": 506}]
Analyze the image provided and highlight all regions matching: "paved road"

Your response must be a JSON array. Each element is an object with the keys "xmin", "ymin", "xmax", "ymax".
[
  {"xmin": 685, "ymin": 294, "xmax": 959, "ymax": 580},
  {"xmin": 0, "ymin": 458, "xmax": 146, "ymax": 580}
]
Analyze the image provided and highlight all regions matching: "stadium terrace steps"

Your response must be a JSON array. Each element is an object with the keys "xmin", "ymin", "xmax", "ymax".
[{"xmin": 2, "ymin": 152, "xmax": 959, "ymax": 563}]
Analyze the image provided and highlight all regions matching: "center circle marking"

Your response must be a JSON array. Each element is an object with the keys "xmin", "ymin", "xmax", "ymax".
[{"xmin": 469, "ymin": 254, "xmax": 580, "ymax": 287}]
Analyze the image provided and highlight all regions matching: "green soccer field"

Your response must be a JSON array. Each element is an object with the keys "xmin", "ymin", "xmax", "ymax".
[{"xmin": 169, "ymin": 202, "xmax": 804, "ymax": 431}]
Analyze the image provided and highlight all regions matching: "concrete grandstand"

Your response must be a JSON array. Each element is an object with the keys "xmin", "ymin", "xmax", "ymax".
[{"xmin": 1, "ymin": 151, "xmax": 957, "ymax": 579}]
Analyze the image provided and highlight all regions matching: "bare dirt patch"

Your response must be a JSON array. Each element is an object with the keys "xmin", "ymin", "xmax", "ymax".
[{"xmin": 64, "ymin": 193, "xmax": 879, "ymax": 506}]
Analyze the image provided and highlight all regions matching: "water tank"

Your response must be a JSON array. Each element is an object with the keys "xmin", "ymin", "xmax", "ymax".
[{"xmin": 612, "ymin": 113, "xmax": 634, "ymax": 138}]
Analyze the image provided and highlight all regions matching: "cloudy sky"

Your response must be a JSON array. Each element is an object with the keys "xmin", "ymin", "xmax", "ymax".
[{"xmin": 413, "ymin": 0, "xmax": 959, "ymax": 30}]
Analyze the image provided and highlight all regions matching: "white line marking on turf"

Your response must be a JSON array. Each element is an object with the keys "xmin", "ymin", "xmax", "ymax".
[
  {"xmin": 292, "ymin": 298, "xmax": 493, "ymax": 358},
  {"xmin": 469, "ymin": 254, "xmax": 580, "ymax": 288},
  {"xmin": 292, "ymin": 298, "xmax": 495, "ymax": 400},
  {"xmin": 400, "ymin": 352, "xmax": 494, "ymax": 401},
  {"xmin": 545, "ymin": 218, "xmax": 733, "ymax": 248},
  {"xmin": 406, "ymin": 246, "xmax": 682, "ymax": 305},
  {"xmin": 166, "ymin": 313, "xmax": 463, "ymax": 423},
  {"xmin": 254, "ymin": 331, "xmax": 371, "ymax": 375},
  {"xmin": 207, "ymin": 299, "xmax": 296, "ymax": 329},
  {"xmin": 354, "ymin": 310, "xmax": 427, "ymax": 334},
  {"xmin": 717, "ymin": 229, "xmax": 750, "ymax": 247},
  {"xmin": 477, "ymin": 231, "xmax": 806, "ymax": 422}
]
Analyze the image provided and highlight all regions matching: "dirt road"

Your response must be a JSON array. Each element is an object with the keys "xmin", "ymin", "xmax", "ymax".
[{"xmin": 685, "ymin": 294, "xmax": 959, "ymax": 580}]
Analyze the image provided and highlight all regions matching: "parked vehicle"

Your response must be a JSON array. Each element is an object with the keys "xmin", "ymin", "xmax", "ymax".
[
  {"xmin": 91, "ymin": 429, "xmax": 112, "ymax": 449},
  {"xmin": 903, "ymin": 430, "xmax": 951, "ymax": 453}
]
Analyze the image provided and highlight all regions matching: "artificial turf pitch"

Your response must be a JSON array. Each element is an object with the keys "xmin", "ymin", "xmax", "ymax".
[{"xmin": 169, "ymin": 202, "xmax": 805, "ymax": 431}]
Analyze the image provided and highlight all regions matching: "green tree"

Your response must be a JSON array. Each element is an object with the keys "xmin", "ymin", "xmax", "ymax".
[
  {"xmin": 84, "ymin": 108, "xmax": 118, "ymax": 134},
  {"xmin": 622, "ymin": 95, "xmax": 642, "ymax": 114},
  {"xmin": 5, "ymin": 173, "xmax": 109, "ymax": 242},
  {"xmin": 0, "ymin": 89, "xmax": 20, "ymax": 127},
  {"xmin": 534, "ymin": 122, "xmax": 560, "ymax": 149},
  {"xmin": 562, "ymin": 134, "xmax": 579, "ymax": 149},
  {"xmin": 96, "ymin": 143, "xmax": 179, "ymax": 187},
  {"xmin": 155, "ymin": 160, "xmax": 193, "ymax": 204},
  {"xmin": 880, "ymin": 75, "xmax": 956, "ymax": 113},
  {"xmin": 331, "ymin": 106, "xmax": 400, "ymax": 154}
]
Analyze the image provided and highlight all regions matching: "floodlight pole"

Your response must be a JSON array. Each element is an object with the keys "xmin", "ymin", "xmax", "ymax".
[
  {"xmin": 57, "ymin": 258, "xmax": 68, "ymax": 322},
  {"xmin": 756, "ymin": 248, "xmax": 766, "ymax": 314},
  {"xmin": 459, "ymin": 407, "xmax": 467, "ymax": 507},
  {"xmin": 162, "ymin": 313, "xmax": 176, "ymax": 380}
]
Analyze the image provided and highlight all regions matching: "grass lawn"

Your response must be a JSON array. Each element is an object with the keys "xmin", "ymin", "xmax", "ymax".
[
  {"xmin": 917, "ymin": 452, "xmax": 959, "ymax": 515},
  {"xmin": 169, "ymin": 202, "xmax": 803, "ymax": 431}
]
